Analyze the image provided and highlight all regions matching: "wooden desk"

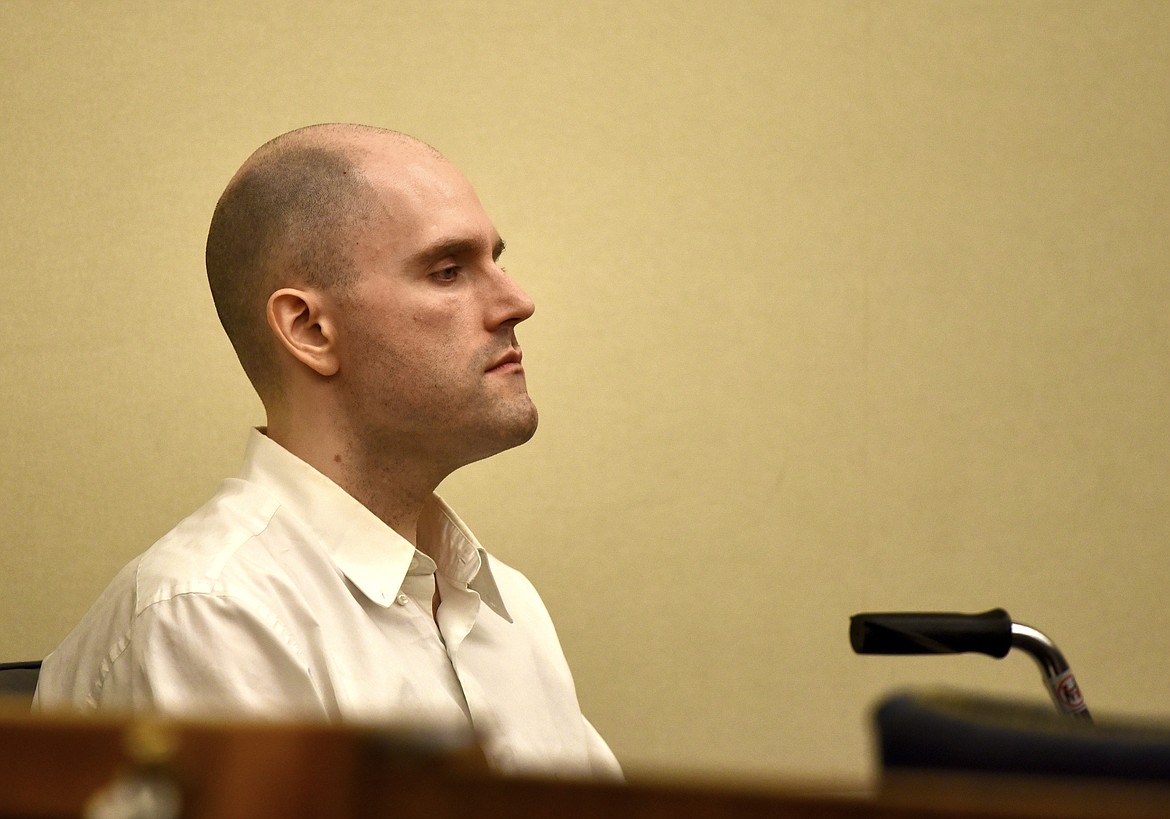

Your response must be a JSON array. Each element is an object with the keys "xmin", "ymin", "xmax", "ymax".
[{"xmin": 2, "ymin": 708, "xmax": 1169, "ymax": 818}]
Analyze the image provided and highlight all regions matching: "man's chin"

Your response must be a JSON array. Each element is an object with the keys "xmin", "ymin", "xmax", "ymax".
[
  {"xmin": 456, "ymin": 414, "xmax": 537, "ymax": 470},
  {"xmin": 507, "ymin": 401, "xmax": 539, "ymax": 446},
  {"xmin": 494, "ymin": 398, "xmax": 539, "ymax": 451},
  {"xmin": 518, "ymin": 407, "xmax": 539, "ymax": 445},
  {"xmin": 459, "ymin": 399, "xmax": 539, "ymax": 462}
]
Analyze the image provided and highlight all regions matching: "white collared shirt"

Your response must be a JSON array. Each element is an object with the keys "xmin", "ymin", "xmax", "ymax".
[{"xmin": 34, "ymin": 430, "xmax": 621, "ymax": 780}]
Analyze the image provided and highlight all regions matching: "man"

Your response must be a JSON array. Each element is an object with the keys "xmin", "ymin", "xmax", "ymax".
[{"xmin": 34, "ymin": 124, "xmax": 621, "ymax": 780}]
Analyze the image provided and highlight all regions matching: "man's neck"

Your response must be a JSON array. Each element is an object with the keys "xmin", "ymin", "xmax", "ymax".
[
  {"xmin": 336, "ymin": 460, "xmax": 437, "ymax": 550},
  {"xmin": 264, "ymin": 419, "xmax": 444, "ymax": 550}
]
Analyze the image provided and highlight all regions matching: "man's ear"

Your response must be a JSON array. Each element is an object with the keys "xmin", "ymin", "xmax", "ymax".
[{"xmin": 266, "ymin": 288, "xmax": 340, "ymax": 377}]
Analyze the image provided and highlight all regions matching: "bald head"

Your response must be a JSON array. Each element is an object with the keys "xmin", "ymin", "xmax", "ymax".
[{"xmin": 205, "ymin": 124, "xmax": 439, "ymax": 401}]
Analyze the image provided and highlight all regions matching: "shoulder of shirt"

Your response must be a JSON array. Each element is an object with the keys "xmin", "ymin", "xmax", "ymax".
[{"xmin": 130, "ymin": 476, "xmax": 290, "ymax": 614}]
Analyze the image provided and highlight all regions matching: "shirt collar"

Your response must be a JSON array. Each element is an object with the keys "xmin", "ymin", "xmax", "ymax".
[
  {"xmin": 239, "ymin": 429, "xmax": 511, "ymax": 622},
  {"xmin": 419, "ymin": 495, "xmax": 512, "ymax": 623}
]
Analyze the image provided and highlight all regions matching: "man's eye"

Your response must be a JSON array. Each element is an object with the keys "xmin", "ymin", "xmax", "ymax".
[{"xmin": 432, "ymin": 266, "xmax": 460, "ymax": 282}]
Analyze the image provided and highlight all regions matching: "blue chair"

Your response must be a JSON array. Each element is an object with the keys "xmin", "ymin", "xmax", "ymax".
[
  {"xmin": 0, "ymin": 661, "xmax": 42, "ymax": 709},
  {"xmin": 875, "ymin": 691, "xmax": 1170, "ymax": 783}
]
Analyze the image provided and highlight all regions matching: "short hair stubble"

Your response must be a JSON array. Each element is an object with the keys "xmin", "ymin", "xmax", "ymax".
[{"xmin": 205, "ymin": 138, "xmax": 376, "ymax": 401}]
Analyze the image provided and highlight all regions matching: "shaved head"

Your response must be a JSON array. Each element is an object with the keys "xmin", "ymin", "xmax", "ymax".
[{"xmin": 205, "ymin": 124, "xmax": 438, "ymax": 401}]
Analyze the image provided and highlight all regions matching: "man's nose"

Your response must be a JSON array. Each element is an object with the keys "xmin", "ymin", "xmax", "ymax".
[{"xmin": 488, "ymin": 266, "xmax": 536, "ymax": 328}]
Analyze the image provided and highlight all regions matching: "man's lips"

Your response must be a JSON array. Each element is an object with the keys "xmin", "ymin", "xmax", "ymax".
[{"xmin": 486, "ymin": 349, "xmax": 523, "ymax": 373}]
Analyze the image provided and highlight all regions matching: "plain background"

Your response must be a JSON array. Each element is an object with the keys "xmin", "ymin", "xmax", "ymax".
[{"xmin": 2, "ymin": 0, "xmax": 1168, "ymax": 787}]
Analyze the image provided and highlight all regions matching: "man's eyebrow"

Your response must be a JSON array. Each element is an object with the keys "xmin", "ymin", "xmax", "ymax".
[{"xmin": 407, "ymin": 236, "xmax": 507, "ymax": 266}]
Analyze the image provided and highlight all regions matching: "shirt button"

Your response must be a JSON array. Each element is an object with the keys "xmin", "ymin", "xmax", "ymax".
[{"xmin": 396, "ymin": 593, "xmax": 410, "ymax": 606}]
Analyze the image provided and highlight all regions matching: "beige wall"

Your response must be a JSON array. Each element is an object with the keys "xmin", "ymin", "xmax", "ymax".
[{"xmin": 2, "ymin": 0, "xmax": 1168, "ymax": 786}]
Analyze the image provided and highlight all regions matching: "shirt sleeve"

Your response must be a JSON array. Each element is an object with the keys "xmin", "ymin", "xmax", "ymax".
[
  {"xmin": 583, "ymin": 716, "xmax": 625, "ymax": 781},
  {"xmin": 102, "ymin": 591, "xmax": 330, "ymax": 720}
]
